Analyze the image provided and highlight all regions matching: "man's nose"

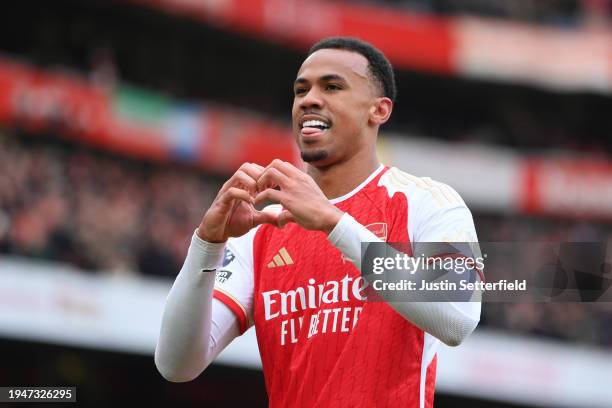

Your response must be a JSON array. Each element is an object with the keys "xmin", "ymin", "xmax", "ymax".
[{"xmin": 299, "ymin": 88, "xmax": 324, "ymax": 110}]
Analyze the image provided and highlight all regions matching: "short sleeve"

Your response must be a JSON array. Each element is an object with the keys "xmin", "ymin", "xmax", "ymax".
[
  {"xmin": 409, "ymin": 178, "xmax": 478, "ymax": 244},
  {"xmin": 212, "ymin": 227, "xmax": 258, "ymax": 334}
]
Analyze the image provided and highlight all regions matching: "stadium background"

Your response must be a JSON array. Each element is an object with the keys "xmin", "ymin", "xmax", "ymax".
[{"xmin": 1, "ymin": 0, "xmax": 611, "ymax": 406}]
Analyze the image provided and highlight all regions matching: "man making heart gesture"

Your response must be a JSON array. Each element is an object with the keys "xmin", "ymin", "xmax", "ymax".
[{"xmin": 155, "ymin": 37, "xmax": 482, "ymax": 408}]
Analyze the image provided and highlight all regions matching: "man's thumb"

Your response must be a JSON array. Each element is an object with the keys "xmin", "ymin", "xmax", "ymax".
[
  {"xmin": 278, "ymin": 210, "xmax": 296, "ymax": 228},
  {"xmin": 252, "ymin": 210, "xmax": 279, "ymax": 227}
]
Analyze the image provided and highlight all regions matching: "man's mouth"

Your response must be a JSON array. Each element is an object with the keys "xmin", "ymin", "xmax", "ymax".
[{"xmin": 300, "ymin": 118, "xmax": 331, "ymax": 137}]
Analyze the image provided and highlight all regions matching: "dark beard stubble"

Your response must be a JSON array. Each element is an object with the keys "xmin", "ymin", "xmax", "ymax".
[{"xmin": 300, "ymin": 149, "xmax": 329, "ymax": 163}]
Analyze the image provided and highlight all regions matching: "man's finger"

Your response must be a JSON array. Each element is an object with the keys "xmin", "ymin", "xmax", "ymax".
[
  {"xmin": 278, "ymin": 210, "xmax": 296, "ymax": 228},
  {"xmin": 220, "ymin": 169, "xmax": 258, "ymax": 195},
  {"xmin": 254, "ymin": 188, "xmax": 285, "ymax": 206},
  {"xmin": 256, "ymin": 167, "xmax": 290, "ymax": 192},
  {"xmin": 239, "ymin": 162, "xmax": 266, "ymax": 181},
  {"xmin": 266, "ymin": 159, "xmax": 301, "ymax": 178},
  {"xmin": 218, "ymin": 187, "xmax": 254, "ymax": 206},
  {"xmin": 252, "ymin": 210, "xmax": 280, "ymax": 227}
]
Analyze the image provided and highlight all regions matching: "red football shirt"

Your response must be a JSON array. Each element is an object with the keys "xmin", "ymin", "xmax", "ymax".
[{"xmin": 213, "ymin": 165, "xmax": 478, "ymax": 407}]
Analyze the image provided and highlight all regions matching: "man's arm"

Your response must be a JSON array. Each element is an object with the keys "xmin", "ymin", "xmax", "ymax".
[
  {"xmin": 155, "ymin": 235, "xmax": 239, "ymax": 382},
  {"xmin": 155, "ymin": 163, "xmax": 279, "ymax": 382},
  {"xmin": 328, "ymin": 212, "xmax": 481, "ymax": 347}
]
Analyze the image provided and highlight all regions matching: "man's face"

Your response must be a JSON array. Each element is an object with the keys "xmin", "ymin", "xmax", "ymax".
[{"xmin": 292, "ymin": 48, "xmax": 380, "ymax": 166}]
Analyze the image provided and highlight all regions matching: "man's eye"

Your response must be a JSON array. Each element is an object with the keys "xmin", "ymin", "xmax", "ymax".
[
  {"xmin": 294, "ymin": 88, "xmax": 307, "ymax": 95},
  {"xmin": 325, "ymin": 84, "xmax": 341, "ymax": 91}
]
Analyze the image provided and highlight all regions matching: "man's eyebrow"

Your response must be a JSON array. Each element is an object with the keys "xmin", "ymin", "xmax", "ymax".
[
  {"xmin": 320, "ymin": 74, "xmax": 347, "ymax": 82},
  {"xmin": 294, "ymin": 74, "xmax": 347, "ymax": 86}
]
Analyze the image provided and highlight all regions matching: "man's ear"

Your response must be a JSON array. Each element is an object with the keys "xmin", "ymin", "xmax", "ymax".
[{"xmin": 369, "ymin": 97, "xmax": 393, "ymax": 126}]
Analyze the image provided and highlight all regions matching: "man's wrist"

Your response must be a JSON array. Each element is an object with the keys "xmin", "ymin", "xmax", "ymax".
[
  {"xmin": 196, "ymin": 226, "xmax": 226, "ymax": 244},
  {"xmin": 189, "ymin": 229, "xmax": 226, "ymax": 271},
  {"xmin": 321, "ymin": 207, "xmax": 345, "ymax": 235}
]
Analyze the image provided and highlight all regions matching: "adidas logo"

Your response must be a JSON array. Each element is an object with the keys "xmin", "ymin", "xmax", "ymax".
[{"xmin": 267, "ymin": 247, "xmax": 294, "ymax": 268}]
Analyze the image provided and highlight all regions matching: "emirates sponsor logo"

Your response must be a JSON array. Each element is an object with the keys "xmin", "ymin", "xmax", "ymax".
[{"xmin": 261, "ymin": 275, "xmax": 368, "ymax": 345}]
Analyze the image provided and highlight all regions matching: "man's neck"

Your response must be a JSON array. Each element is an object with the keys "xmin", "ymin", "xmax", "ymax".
[{"xmin": 307, "ymin": 150, "xmax": 381, "ymax": 200}]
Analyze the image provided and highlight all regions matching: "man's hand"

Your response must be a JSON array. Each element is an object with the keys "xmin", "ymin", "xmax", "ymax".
[
  {"xmin": 254, "ymin": 159, "xmax": 344, "ymax": 233},
  {"xmin": 197, "ymin": 163, "xmax": 280, "ymax": 243}
]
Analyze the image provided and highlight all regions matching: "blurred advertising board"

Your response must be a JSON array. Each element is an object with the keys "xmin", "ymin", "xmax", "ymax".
[{"xmin": 0, "ymin": 58, "xmax": 299, "ymax": 172}]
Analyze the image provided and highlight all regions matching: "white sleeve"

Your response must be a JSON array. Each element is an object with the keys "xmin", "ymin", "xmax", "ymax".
[
  {"xmin": 409, "ymin": 183, "xmax": 482, "ymax": 335},
  {"xmin": 328, "ymin": 183, "xmax": 481, "ymax": 347},
  {"xmin": 154, "ymin": 230, "xmax": 255, "ymax": 382}
]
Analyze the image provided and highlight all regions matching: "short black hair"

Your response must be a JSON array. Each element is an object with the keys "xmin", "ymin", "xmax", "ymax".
[{"xmin": 308, "ymin": 37, "xmax": 396, "ymax": 102}]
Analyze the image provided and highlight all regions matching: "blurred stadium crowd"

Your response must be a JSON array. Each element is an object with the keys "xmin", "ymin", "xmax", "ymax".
[
  {"xmin": 1, "ymin": 0, "xmax": 612, "ymax": 353},
  {"xmin": 0, "ymin": 131, "xmax": 216, "ymax": 276}
]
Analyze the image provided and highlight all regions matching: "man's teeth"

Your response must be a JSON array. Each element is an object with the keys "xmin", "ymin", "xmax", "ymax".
[{"xmin": 302, "ymin": 120, "xmax": 330, "ymax": 129}]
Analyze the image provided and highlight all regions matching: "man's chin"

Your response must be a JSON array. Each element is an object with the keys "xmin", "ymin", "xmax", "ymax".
[{"xmin": 301, "ymin": 149, "xmax": 329, "ymax": 163}]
